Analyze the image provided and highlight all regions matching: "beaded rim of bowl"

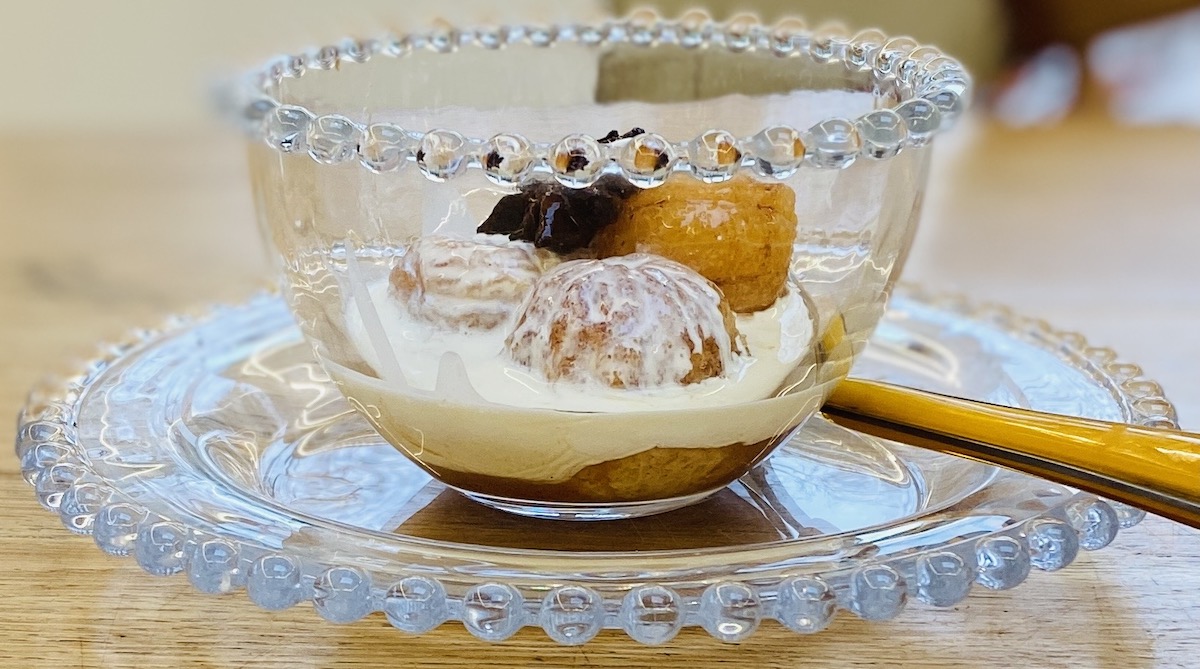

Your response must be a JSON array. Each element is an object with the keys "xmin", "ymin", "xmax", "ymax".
[{"xmin": 221, "ymin": 10, "xmax": 972, "ymax": 187}]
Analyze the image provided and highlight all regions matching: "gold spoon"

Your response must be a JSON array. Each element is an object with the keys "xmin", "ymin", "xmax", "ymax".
[{"xmin": 823, "ymin": 378, "xmax": 1200, "ymax": 528}]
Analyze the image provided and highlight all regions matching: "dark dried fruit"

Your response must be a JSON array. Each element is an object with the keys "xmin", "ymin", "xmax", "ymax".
[
  {"xmin": 478, "ymin": 188, "xmax": 538, "ymax": 237},
  {"xmin": 563, "ymin": 154, "xmax": 590, "ymax": 173},
  {"xmin": 597, "ymin": 127, "xmax": 647, "ymax": 144},
  {"xmin": 479, "ymin": 176, "xmax": 636, "ymax": 254}
]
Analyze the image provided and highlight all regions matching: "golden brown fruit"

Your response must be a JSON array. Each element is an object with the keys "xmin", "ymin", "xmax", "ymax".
[{"xmin": 592, "ymin": 174, "xmax": 799, "ymax": 313}]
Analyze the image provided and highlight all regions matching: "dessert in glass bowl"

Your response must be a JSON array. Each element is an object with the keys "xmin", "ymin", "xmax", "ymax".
[{"xmin": 233, "ymin": 12, "xmax": 968, "ymax": 519}]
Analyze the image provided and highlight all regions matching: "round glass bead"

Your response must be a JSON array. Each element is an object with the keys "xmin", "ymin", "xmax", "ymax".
[
  {"xmin": 876, "ymin": 36, "xmax": 920, "ymax": 76},
  {"xmin": 307, "ymin": 115, "xmax": 361, "ymax": 165},
  {"xmin": 976, "ymin": 536, "xmax": 1031, "ymax": 590},
  {"xmin": 769, "ymin": 18, "xmax": 808, "ymax": 56},
  {"xmin": 699, "ymin": 582, "xmax": 760, "ymax": 643},
  {"xmin": 721, "ymin": 14, "xmax": 758, "ymax": 53},
  {"xmin": 776, "ymin": 576, "xmax": 836, "ymax": 634},
  {"xmin": 134, "ymin": 520, "xmax": 188, "ymax": 576},
  {"xmin": 382, "ymin": 34, "xmax": 411, "ymax": 58},
  {"xmin": 527, "ymin": 26, "xmax": 556, "ymax": 47},
  {"xmin": 687, "ymin": 130, "xmax": 741, "ymax": 182},
  {"xmin": 58, "ymin": 481, "xmax": 108, "ymax": 535},
  {"xmin": 808, "ymin": 118, "xmax": 861, "ymax": 169},
  {"xmin": 750, "ymin": 125, "xmax": 805, "ymax": 178},
  {"xmin": 427, "ymin": 28, "xmax": 458, "ymax": 54},
  {"xmin": 265, "ymin": 105, "xmax": 314, "ymax": 154},
  {"xmin": 310, "ymin": 45, "xmax": 339, "ymax": 70},
  {"xmin": 247, "ymin": 554, "xmax": 305, "ymax": 610},
  {"xmin": 620, "ymin": 585, "xmax": 683, "ymax": 645},
  {"xmin": 915, "ymin": 551, "xmax": 974, "ymax": 607},
  {"xmin": 341, "ymin": 38, "xmax": 376, "ymax": 63},
  {"xmin": 924, "ymin": 69, "xmax": 971, "ymax": 98},
  {"xmin": 1110, "ymin": 500, "xmax": 1148, "ymax": 529},
  {"xmin": 540, "ymin": 585, "xmax": 604, "ymax": 645},
  {"xmin": 284, "ymin": 54, "xmax": 308, "ymax": 78},
  {"xmin": 550, "ymin": 134, "xmax": 605, "ymax": 187},
  {"xmin": 482, "ymin": 133, "xmax": 535, "ymax": 185},
  {"xmin": 923, "ymin": 87, "xmax": 967, "ymax": 128},
  {"xmin": 313, "ymin": 566, "xmax": 374, "ymax": 623},
  {"xmin": 810, "ymin": 23, "xmax": 850, "ymax": 63},
  {"xmin": 857, "ymin": 109, "xmax": 908, "ymax": 159},
  {"xmin": 36, "ymin": 461, "xmax": 82, "ymax": 511},
  {"xmin": 845, "ymin": 564, "xmax": 906, "ymax": 621},
  {"xmin": 93, "ymin": 502, "xmax": 145, "ymax": 556},
  {"xmin": 618, "ymin": 132, "xmax": 676, "ymax": 187},
  {"xmin": 16, "ymin": 421, "xmax": 66, "ymax": 458},
  {"xmin": 358, "ymin": 124, "xmax": 411, "ymax": 173},
  {"xmin": 895, "ymin": 99, "xmax": 942, "ymax": 147},
  {"xmin": 476, "ymin": 28, "xmax": 504, "ymax": 49},
  {"xmin": 415, "ymin": 130, "xmax": 468, "ymax": 181},
  {"xmin": 265, "ymin": 57, "xmax": 285, "ymax": 83},
  {"xmin": 20, "ymin": 440, "xmax": 69, "ymax": 484},
  {"xmin": 1067, "ymin": 497, "xmax": 1120, "ymax": 550},
  {"xmin": 677, "ymin": 10, "xmax": 712, "ymax": 48},
  {"xmin": 577, "ymin": 24, "xmax": 605, "ymax": 46},
  {"xmin": 1026, "ymin": 519, "xmax": 1080, "ymax": 571},
  {"xmin": 501, "ymin": 26, "xmax": 527, "ymax": 47},
  {"xmin": 848, "ymin": 29, "xmax": 887, "ymax": 70},
  {"xmin": 462, "ymin": 583, "xmax": 524, "ymax": 642},
  {"xmin": 187, "ymin": 538, "xmax": 242, "ymax": 595},
  {"xmin": 384, "ymin": 576, "xmax": 449, "ymax": 634},
  {"xmin": 627, "ymin": 10, "xmax": 661, "ymax": 47}
]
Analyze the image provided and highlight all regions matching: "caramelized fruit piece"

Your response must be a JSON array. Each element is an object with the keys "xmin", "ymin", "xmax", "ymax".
[
  {"xmin": 478, "ymin": 176, "xmax": 634, "ymax": 254},
  {"xmin": 592, "ymin": 175, "xmax": 799, "ymax": 313}
]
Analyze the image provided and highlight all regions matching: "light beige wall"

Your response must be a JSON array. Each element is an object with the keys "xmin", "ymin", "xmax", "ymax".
[
  {"xmin": 0, "ymin": 0, "xmax": 607, "ymax": 131},
  {"xmin": 0, "ymin": 0, "xmax": 1002, "ymax": 132}
]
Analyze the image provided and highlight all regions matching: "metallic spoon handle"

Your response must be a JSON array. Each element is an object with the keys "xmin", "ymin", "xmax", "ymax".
[{"xmin": 823, "ymin": 378, "xmax": 1200, "ymax": 529}]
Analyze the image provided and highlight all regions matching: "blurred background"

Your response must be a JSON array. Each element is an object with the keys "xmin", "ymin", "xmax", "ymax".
[
  {"xmin": 2, "ymin": 0, "xmax": 1198, "ymax": 130},
  {"xmin": 1, "ymin": 0, "xmax": 1198, "ymax": 422}
]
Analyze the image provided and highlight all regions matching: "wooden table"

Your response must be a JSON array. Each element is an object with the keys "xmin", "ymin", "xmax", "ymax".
[{"xmin": 2, "ymin": 107, "xmax": 1199, "ymax": 667}]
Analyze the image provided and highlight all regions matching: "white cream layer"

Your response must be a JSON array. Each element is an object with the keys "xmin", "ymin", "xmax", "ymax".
[
  {"xmin": 346, "ymin": 278, "xmax": 813, "ymax": 412},
  {"xmin": 328, "ymin": 277, "xmax": 826, "ymax": 482}
]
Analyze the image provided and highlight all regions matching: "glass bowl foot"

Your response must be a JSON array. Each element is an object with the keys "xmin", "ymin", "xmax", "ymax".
[{"xmin": 458, "ymin": 489, "xmax": 719, "ymax": 521}]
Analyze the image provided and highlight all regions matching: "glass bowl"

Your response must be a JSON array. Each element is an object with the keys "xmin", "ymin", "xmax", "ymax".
[{"xmin": 233, "ymin": 13, "xmax": 970, "ymax": 520}]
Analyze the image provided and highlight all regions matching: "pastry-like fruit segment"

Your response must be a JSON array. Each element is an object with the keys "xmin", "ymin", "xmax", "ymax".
[
  {"xmin": 389, "ymin": 235, "xmax": 544, "ymax": 330},
  {"xmin": 592, "ymin": 175, "xmax": 798, "ymax": 313},
  {"xmin": 505, "ymin": 254, "xmax": 742, "ymax": 388}
]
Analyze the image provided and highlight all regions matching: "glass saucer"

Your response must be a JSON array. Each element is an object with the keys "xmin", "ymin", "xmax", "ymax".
[{"xmin": 16, "ymin": 286, "xmax": 1171, "ymax": 645}]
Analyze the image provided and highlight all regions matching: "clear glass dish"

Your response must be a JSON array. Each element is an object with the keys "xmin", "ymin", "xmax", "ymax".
[
  {"xmin": 16, "ymin": 287, "xmax": 1163, "ymax": 644},
  {"xmin": 232, "ymin": 14, "xmax": 971, "ymax": 518}
]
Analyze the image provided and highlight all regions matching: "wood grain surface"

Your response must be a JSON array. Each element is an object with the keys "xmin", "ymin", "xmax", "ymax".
[{"xmin": 2, "ymin": 103, "xmax": 1199, "ymax": 667}]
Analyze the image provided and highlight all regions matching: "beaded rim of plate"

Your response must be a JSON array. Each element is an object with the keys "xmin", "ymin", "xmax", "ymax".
[
  {"xmin": 16, "ymin": 286, "xmax": 1164, "ymax": 645},
  {"xmin": 222, "ymin": 10, "xmax": 972, "ymax": 187}
]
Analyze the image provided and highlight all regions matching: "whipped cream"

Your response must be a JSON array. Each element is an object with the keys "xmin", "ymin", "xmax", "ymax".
[
  {"xmin": 344, "ymin": 276, "xmax": 812, "ymax": 412},
  {"xmin": 325, "ymin": 261, "xmax": 829, "ymax": 482}
]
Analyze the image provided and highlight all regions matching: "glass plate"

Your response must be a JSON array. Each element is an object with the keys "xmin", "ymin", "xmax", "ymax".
[{"xmin": 15, "ymin": 286, "xmax": 1172, "ymax": 645}]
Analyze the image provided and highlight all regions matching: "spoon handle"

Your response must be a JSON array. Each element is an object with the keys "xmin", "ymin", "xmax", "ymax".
[{"xmin": 824, "ymin": 378, "xmax": 1200, "ymax": 528}]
